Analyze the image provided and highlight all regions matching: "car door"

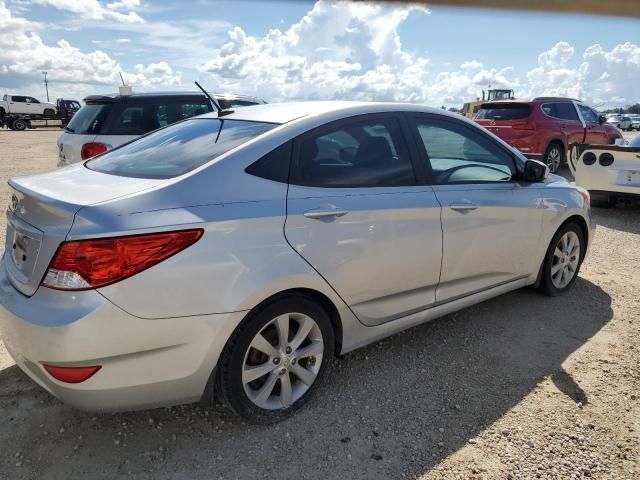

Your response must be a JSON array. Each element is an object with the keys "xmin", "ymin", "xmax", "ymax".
[
  {"xmin": 285, "ymin": 113, "xmax": 442, "ymax": 327},
  {"xmin": 543, "ymin": 102, "xmax": 584, "ymax": 148},
  {"xmin": 409, "ymin": 114, "xmax": 544, "ymax": 303},
  {"xmin": 9, "ymin": 96, "xmax": 27, "ymax": 114},
  {"xmin": 26, "ymin": 97, "xmax": 41, "ymax": 115},
  {"xmin": 576, "ymin": 103, "xmax": 608, "ymax": 144}
]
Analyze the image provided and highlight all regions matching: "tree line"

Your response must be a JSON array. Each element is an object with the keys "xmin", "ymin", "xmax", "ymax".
[{"xmin": 602, "ymin": 103, "xmax": 640, "ymax": 115}]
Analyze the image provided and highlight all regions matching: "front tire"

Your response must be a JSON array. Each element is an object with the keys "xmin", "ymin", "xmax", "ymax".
[
  {"xmin": 539, "ymin": 223, "xmax": 585, "ymax": 297},
  {"xmin": 543, "ymin": 142, "xmax": 564, "ymax": 173},
  {"xmin": 43, "ymin": 108, "xmax": 55, "ymax": 118},
  {"xmin": 217, "ymin": 294, "xmax": 334, "ymax": 424}
]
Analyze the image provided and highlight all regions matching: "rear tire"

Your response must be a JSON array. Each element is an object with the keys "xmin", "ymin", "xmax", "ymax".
[
  {"xmin": 217, "ymin": 294, "xmax": 334, "ymax": 424},
  {"xmin": 11, "ymin": 119, "xmax": 27, "ymax": 131},
  {"xmin": 543, "ymin": 142, "xmax": 564, "ymax": 173},
  {"xmin": 539, "ymin": 223, "xmax": 585, "ymax": 297},
  {"xmin": 0, "ymin": 107, "xmax": 5, "ymax": 119}
]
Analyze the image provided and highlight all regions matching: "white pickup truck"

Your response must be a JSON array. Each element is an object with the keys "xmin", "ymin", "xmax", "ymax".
[{"xmin": 0, "ymin": 94, "xmax": 57, "ymax": 118}]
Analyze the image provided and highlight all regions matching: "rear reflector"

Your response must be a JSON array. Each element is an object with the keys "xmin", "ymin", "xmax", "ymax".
[
  {"xmin": 44, "ymin": 364, "xmax": 101, "ymax": 384},
  {"xmin": 80, "ymin": 142, "xmax": 108, "ymax": 160},
  {"xmin": 42, "ymin": 229, "xmax": 203, "ymax": 290}
]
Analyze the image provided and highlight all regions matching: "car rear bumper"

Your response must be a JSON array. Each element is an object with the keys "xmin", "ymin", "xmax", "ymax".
[{"xmin": 0, "ymin": 257, "xmax": 246, "ymax": 412}]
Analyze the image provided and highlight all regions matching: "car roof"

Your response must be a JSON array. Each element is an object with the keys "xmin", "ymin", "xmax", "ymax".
[
  {"xmin": 198, "ymin": 100, "xmax": 461, "ymax": 125},
  {"xmin": 84, "ymin": 91, "xmax": 265, "ymax": 103},
  {"xmin": 480, "ymin": 97, "xmax": 585, "ymax": 106}
]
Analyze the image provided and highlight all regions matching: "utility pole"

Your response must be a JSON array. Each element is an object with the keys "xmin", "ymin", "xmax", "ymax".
[{"xmin": 42, "ymin": 71, "xmax": 49, "ymax": 102}]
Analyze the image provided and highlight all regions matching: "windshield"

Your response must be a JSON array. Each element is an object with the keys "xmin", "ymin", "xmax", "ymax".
[
  {"xmin": 65, "ymin": 104, "xmax": 113, "ymax": 134},
  {"xmin": 630, "ymin": 135, "xmax": 640, "ymax": 148},
  {"xmin": 87, "ymin": 118, "xmax": 277, "ymax": 179}
]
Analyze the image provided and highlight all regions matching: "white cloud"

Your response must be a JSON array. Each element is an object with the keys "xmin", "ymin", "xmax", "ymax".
[
  {"xmin": 201, "ymin": 1, "xmax": 430, "ymax": 102},
  {"xmin": 30, "ymin": 0, "xmax": 143, "ymax": 24},
  {"xmin": 527, "ymin": 41, "xmax": 640, "ymax": 106},
  {"xmin": 0, "ymin": 1, "xmax": 180, "ymax": 100},
  {"xmin": 1, "ymin": 1, "xmax": 639, "ymax": 109}
]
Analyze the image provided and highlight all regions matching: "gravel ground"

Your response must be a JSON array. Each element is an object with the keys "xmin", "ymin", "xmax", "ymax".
[{"xmin": 0, "ymin": 129, "xmax": 638, "ymax": 480}]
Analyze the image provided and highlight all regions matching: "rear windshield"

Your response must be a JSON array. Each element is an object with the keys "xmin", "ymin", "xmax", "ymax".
[
  {"xmin": 86, "ymin": 118, "xmax": 277, "ymax": 179},
  {"xmin": 65, "ymin": 104, "xmax": 113, "ymax": 134},
  {"xmin": 476, "ymin": 104, "xmax": 532, "ymax": 120}
]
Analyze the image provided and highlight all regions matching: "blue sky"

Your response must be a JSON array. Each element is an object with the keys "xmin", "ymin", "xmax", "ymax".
[{"xmin": 1, "ymin": 1, "xmax": 639, "ymax": 107}]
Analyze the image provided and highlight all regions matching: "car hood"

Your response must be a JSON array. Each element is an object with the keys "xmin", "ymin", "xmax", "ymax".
[{"xmin": 544, "ymin": 173, "xmax": 568, "ymax": 184}]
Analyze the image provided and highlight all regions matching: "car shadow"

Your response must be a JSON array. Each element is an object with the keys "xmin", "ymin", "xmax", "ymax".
[
  {"xmin": 0, "ymin": 278, "xmax": 612, "ymax": 479},
  {"xmin": 592, "ymin": 201, "xmax": 640, "ymax": 234}
]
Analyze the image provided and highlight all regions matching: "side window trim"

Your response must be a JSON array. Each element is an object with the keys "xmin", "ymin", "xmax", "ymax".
[
  {"xmin": 290, "ymin": 112, "xmax": 426, "ymax": 188},
  {"xmin": 408, "ymin": 113, "xmax": 519, "ymax": 185}
]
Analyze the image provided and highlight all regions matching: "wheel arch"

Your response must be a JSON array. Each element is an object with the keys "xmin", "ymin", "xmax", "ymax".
[
  {"xmin": 545, "ymin": 137, "xmax": 567, "ymax": 156},
  {"xmin": 534, "ymin": 214, "xmax": 589, "ymax": 288},
  {"xmin": 243, "ymin": 288, "xmax": 344, "ymax": 356}
]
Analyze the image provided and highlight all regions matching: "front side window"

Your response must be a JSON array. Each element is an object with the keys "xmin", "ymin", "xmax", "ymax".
[
  {"xmin": 292, "ymin": 117, "xmax": 416, "ymax": 188},
  {"xmin": 578, "ymin": 104, "xmax": 598, "ymax": 123},
  {"xmin": 87, "ymin": 118, "xmax": 276, "ymax": 179},
  {"xmin": 415, "ymin": 119, "xmax": 515, "ymax": 184}
]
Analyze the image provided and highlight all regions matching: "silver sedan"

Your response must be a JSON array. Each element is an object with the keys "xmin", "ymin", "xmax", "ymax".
[{"xmin": 0, "ymin": 102, "xmax": 594, "ymax": 423}]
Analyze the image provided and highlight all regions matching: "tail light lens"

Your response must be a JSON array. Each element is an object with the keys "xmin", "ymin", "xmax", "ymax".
[
  {"xmin": 599, "ymin": 152, "xmax": 614, "ymax": 166},
  {"xmin": 81, "ymin": 142, "xmax": 108, "ymax": 160},
  {"xmin": 42, "ymin": 229, "xmax": 203, "ymax": 290},
  {"xmin": 44, "ymin": 364, "xmax": 101, "ymax": 383}
]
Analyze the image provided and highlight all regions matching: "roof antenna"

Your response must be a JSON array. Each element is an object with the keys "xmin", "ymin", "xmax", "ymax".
[
  {"xmin": 118, "ymin": 72, "xmax": 132, "ymax": 96},
  {"xmin": 195, "ymin": 81, "xmax": 233, "ymax": 116}
]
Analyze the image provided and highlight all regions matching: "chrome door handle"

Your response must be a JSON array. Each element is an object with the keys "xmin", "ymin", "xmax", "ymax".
[
  {"xmin": 303, "ymin": 209, "xmax": 349, "ymax": 219},
  {"xmin": 450, "ymin": 203, "xmax": 477, "ymax": 212}
]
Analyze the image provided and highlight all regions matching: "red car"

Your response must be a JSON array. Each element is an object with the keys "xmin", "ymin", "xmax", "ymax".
[{"xmin": 474, "ymin": 97, "xmax": 622, "ymax": 173}]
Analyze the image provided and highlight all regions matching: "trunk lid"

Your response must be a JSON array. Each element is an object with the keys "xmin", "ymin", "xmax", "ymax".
[
  {"xmin": 475, "ymin": 102, "xmax": 535, "ymax": 143},
  {"xmin": 5, "ymin": 164, "xmax": 163, "ymax": 296}
]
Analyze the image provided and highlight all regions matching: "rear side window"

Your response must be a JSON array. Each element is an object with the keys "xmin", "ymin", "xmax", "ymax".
[
  {"xmin": 65, "ymin": 104, "xmax": 113, "ymax": 134},
  {"xmin": 87, "ymin": 119, "xmax": 276, "ymax": 179},
  {"xmin": 291, "ymin": 117, "xmax": 416, "ymax": 188},
  {"xmin": 541, "ymin": 102, "xmax": 579, "ymax": 121},
  {"xmin": 475, "ymin": 104, "xmax": 531, "ymax": 120}
]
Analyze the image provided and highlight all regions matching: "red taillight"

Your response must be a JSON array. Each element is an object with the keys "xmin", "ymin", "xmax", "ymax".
[
  {"xmin": 44, "ymin": 364, "xmax": 101, "ymax": 383},
  {"xmin": 80, "ymin": 142, "xmax": 108, "ymax": 160},
  {"xmin": 42, "ymin": 229, "xmax": 203, "ymax": 290},
  {"xmin": 512, "ymin": 121, "xmax": 535, "ymax": 131}
]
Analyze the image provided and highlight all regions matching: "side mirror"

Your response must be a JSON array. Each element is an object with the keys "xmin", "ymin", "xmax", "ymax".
[
  {"xmin": 523, "ymin": 159, "xmax": 549, "ymax": 183},
  {"xmin": 598, "ymin": 115, "xmax": 606, "ymax": 125}
]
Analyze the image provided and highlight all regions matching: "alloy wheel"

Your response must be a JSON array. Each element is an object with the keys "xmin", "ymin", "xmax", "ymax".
[
  {"xmin": 550, "ymin": 231, "xmax": 580, "ymax": 289},
  {"xmin": 242, "ymin": 312, "xmax": 323, "ymax": 410},
  {"xmin": 546, "ymin": 146, "xmax": 562, "ymax": 173}
]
